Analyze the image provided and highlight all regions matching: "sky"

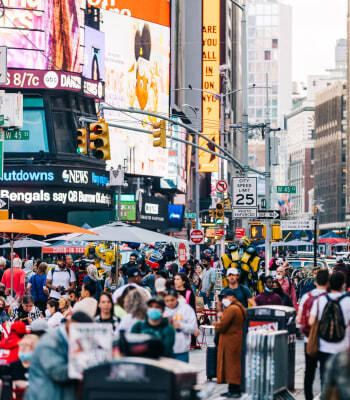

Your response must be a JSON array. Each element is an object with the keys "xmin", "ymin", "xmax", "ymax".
[{"xmin": 292, "ymin": 0, "xmax": 347, "ymax": 82}]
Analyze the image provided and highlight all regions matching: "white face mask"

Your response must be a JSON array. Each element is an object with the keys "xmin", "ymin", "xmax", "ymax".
[
  {"xmin": 45, "ymin": 309, "xmax": 51, "ymax": 318},
  {"xmin": 222, "ymin": 298, "xmax": 231, "ymax": 308},
  {"xmin": 276, "ymin": 274, "xmax": 283, "ymax": 280}
]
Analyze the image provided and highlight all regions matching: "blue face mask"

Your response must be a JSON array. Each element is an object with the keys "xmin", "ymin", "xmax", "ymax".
[
  {"xmin": 265, "ymin": 287, "xmax": 273, "ymax": 293},
  {"xmin": 18, "ymin": 351, "xmax": 33, "ymax": 363},
  {"xmin": 147, "ymin": 308, "xmax": 162, "ymax": 321}
]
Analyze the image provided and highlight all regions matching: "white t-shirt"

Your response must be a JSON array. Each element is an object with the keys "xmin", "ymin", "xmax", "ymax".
[
  {"xmin": 299, "ymin": 288, "xmax": 326, "ymax": 343},
  {"xmin": 47, "ymin": 267, "xmax": 76, "ymax": 299},
  {"xmin": 47, "ymin": 311, "xmax": 64, "ymax": 329},
  {"xmin": 310, "ymin": 292, "xmax": 350, "ymax": 354}
]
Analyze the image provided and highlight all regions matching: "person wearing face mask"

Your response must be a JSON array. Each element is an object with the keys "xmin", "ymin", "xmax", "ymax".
[
  {"xmin": 272, "ymin": 280, "xmax": 293, "ymax": 307},
  {"xmin": 255, "ymin": 276, "xmax": 283, "ymax": 306},
  {"xmin": 8, "ymin": 334, "xmax": 39, "ymax": 399},
  {"xmin": 275, "ymin": 266, "xmax": 297, "ymax": 308},
  {"xmin": 131, "ymin": 297, "xmax": 175, "ymax": 357},
  {"xmin": 213, "ymin": 288, "xmax": 246, "ymax": 398}
]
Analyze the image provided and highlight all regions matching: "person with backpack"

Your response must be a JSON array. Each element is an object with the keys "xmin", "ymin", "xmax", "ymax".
[
  {"xmin": 333, "ymin": 256, "xmax": 350, "ymax": 288},
  {"xmin": 297, "ymin": 268, "xmax": 329, "ymax": 400},
  {"xmin": 45, "ymin": 256, "xmax": 76, "ymax": 300},
  {"xmin": 27, "ymin": 262, "xmax": 49, "ymax": 313},
  {"xmin": 174, "ymin": 273, "xmax": 196, "ymax": 311},
  {"xmin": 309, "ymin": 272, "xmax": 350, "ymax": 385},
  {"xmin": 275, "ymin": 265, "xmax": 297, "ymax": 308}
]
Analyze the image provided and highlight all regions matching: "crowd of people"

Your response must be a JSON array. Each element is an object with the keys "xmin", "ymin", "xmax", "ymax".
[{"xmin": 0, "ymin": 249, "xmax": 348, "ymax": 399}]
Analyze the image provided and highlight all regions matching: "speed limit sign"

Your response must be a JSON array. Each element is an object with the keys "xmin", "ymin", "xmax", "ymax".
[{"xmin": 232, "ymin": 177, "xmax": 257, "ymax": 208}]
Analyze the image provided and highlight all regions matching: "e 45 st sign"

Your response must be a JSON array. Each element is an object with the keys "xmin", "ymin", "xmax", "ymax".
[{"xmin": 232, "ymin": 177, "xmax": 257, "ymax": 208}]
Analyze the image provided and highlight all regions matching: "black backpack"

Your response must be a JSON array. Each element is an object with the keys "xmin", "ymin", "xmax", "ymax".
[{"xmin": 319, "ymin": 294, "xmax": 347, "ymax": 343}]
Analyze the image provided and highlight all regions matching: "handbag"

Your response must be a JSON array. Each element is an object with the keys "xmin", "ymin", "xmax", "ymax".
[{"xmin": 306, "ymin": 297, "xmax": 319, "ymax": 357}]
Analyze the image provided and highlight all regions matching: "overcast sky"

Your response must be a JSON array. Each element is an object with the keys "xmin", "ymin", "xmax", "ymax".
[{"xmin": 291, "ymin": 0, "xmax": 347, "ymax": 82}]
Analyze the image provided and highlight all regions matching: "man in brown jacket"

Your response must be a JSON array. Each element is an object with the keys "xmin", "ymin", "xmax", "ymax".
[{"xmin": 214, "ymin": 288, "xmax": 246, "ymax": 398}]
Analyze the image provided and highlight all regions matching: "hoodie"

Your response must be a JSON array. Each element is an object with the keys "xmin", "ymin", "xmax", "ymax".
[{"xmin": 164, "ymin": 301, "xmax": 197, "ymax": 354}]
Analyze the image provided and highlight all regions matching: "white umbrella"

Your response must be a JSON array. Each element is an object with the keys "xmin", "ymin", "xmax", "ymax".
[
  {"xmin": 49, "ymin": 221, "xmax": 189, "ymax": 244},
  {"xmin": 0, "ymin": 238, "xmax": 49, "ymax": 248}
]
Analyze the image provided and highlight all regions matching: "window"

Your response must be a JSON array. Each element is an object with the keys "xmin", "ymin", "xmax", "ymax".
[
  {"xmin": 272, "ymin": 39, "xmax": 278, "ymax": 48},
  {"xmin": 264, "ymin": 50, "xmax": 271, "ymax": 60},
  {"xmin": 5, "ymin": 98, "xmax": 49, "ymax": 153}
]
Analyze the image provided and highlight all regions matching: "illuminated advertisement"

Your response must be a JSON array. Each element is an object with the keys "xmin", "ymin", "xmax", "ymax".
[
  {"xmin": 101, "ymin": 2, "xmax": 170, "ymax": 177},
  {"xmin": 0, "ymin": 0, "xmax": 84, "ymax": 72},
  {"xmin": 83, "ymin": 26, "xmax": 105, "ymax": 81},
  {"xmin": 199, "ymin": 0, "xmax": 220, "ymax": 172}
]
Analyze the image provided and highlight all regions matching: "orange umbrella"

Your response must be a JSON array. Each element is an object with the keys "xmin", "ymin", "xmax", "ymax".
[{"xmin": 0, "ymin": 219, "xmax": 98, "ymax": 296}]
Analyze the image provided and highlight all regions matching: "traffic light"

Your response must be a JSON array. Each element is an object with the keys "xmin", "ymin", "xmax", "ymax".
[
  {"xmin": 216, "ymin": 202, "xmax": 224, "ymax": 220},
  {"xmin": 89, "ymin": 121, "xmax": 111, "ymax": 160},
  {"xmin": 224, "ymin": 198, "xmax": 232, "ymax": 210},
  {"xmin": 152, "ymin": 120, "xmax": 166, "ymax": 148},
  {"xmin": 209, "ymin": 209, "xmax": 215, "ymax": 218},
  {"xmin": 76, "ymin": 128, "xmax": 87, "ymax": 154},
  {"xmin": 271, "ymin": 224, "xmax": 282, "ymax": 241},
  {"xmin": 249, "ymin": 223, "xmax": 265, "ymax": 240},
  {"xmin": 191, "ymin": 219, "xmax": 196, "ymax": 229}
]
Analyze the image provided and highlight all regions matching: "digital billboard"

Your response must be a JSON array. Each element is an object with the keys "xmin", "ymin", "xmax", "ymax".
[
  {"xmin": 83, "ymin": 26, "xmax": 105, "ymax": 81},
  {"xmin": 101, "ymin": 2, "xmax": 170, "ymax": 177},
  {"xmin": 0, "ymin": 0, "xmax": 84, "ymax": 72}
]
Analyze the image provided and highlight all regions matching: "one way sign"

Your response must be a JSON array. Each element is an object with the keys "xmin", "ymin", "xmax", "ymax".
[
  {"xmin": 257, "ymin": 210, "xmax": 281, "ymax": 219},
  {"xmin": 0, "ymin": 198, "xmax": 8, "ymax": 220}
]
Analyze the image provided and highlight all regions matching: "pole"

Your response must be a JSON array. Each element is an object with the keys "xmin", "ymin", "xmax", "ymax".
[
  {"xmin": 264, "ymin": 74, "xmax": 271, "ymax": 275},
  {"xmin": 195, "ymin": 131, "xmax": 200, "ymax": 261},
  {"xmin": 314, "ymin": 209, "xmax": 318, "ymax": 267},
  {"xmin": 10, "ymin": 233, "xmax": 13, "ymax": 297},
  {"xmin": 219, "ymin": 92, "xmax": 225, "ymax": 257},
  {"xmin": 117, "ymin": 185, "xmax": 121, "ymax": 221}
]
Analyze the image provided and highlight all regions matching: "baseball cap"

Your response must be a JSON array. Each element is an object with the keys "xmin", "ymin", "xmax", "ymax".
[
  {"xmin": 30, "ymin": 318, "xmax": 48, "ymax": 336},
  {"xmin": 11, "ymin": 321, "xmax": 27, "ymax": 337},
  {"xmin": 126, "ymin": 266, "xmax": 141, "ymax": 278},
  {"xmin": 155, "ymin": 277, "xmax": 167, "ymax": 293},
  {"xmin": 226, "ymin": 267, "xmax": 240, "ymax": 276},
  {"xmin": 147, "ymin": 296, "xmax": 165, "ymax": 309}
]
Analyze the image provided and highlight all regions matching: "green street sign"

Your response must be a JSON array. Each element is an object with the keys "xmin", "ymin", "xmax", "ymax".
[
  {"xmin": 276, "ymin": 185, "xmax": 296, "ymax": 194},
  {"xmin": 4, "ymin": 129, "xmax": 30, "ymax": 141},
  {"xmin": 0, "ymin": 115, "xmax": 4, "ymax": 126},
  {"xmin": 185, "ymin": 212, "xmax": 196, "ymax": 219}
]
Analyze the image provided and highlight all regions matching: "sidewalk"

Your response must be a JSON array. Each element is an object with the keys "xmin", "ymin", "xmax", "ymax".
[{"xmin": 190, "ymin": 338, "xmax": 321, "ymax": 399}]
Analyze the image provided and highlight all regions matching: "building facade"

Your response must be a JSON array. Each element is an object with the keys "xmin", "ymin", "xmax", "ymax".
[{"xmin": 314, "ymin": 81, "xmax": 347, "ymax": 229}]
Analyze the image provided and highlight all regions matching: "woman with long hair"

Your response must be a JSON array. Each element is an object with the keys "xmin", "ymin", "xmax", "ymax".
[
  {"xmin": 27, "ymin": 262, "xmax": 48, "ymax": 313},
  {"xmin": 104, "ymin": 266, "xmax": 124, "ymax": 293},
  {"xmin": 58, "ymin": 296, "xmax": 72, "ymax": 319},
  {"xmin": 84, "ymin": 264, "xmax": 103, "ymax": 300},
  {"xmin": 174, "ymin": 273, "xmax": 196, "ymax": 311},
  {"xmin": 117, "ymin": 289, "xmax": 148, "ymax": 335},
  {"xmin": 95, "ymin": 291, "xmax": 118, "ymax": 331}
]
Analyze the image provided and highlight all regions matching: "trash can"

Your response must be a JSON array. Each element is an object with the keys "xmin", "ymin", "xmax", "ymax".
[
  {"xmin": 242, "ymin": 305, "xmax": 296, "ymax": 392},
  {"xmin": 83, "ymin": 357, "xmax": 198, "ymax": 400}
]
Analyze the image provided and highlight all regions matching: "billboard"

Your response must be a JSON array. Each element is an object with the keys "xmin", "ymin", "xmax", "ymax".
[
  {"xmin": 102, "ymin": 3, "xmax": 170, "ymax": 177},
  {"xmin": 199, "ymin": 0, "xmax": 220, "ymax": 172},
  {"xmin": 83, "ymin": 26, "xmax": 105, "ymax": 81},
  {"xmin": 0, "ymin": 0, "xmax": 84, "ymax": 72}
]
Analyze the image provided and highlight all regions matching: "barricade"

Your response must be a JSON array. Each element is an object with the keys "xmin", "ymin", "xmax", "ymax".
[{"xmin": 243, "ymin": 330, "xmax": 295, "ymax": 400}]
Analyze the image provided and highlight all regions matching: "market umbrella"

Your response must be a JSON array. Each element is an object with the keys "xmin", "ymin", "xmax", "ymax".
[
  {"xmin": 0, "ymin": 238, "xmax": 49, "ymax": 249},
  {"xmin": 0, "ymin": 219, "xmax": 97, "ymax": 295},
  {"xmin": 49, "ymin": 221, "xmax": 189, "ymax": 244}
]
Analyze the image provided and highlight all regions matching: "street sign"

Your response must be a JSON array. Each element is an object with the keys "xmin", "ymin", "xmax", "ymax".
[
  {"xmin": 178, "ymin": 243, "xmax": 187, "ymax": 266},
  {"xmin": 232, "ymin": 177, "xmax": 257, "ymax": 208},
  {"xmin": 257, "ymin": 210, "xmax": 281, "ymax": 219},
  {"xmin": 0, "ymin": 47, "xmax": 7, "ymax": 85},
  {"xmin": 236, "ymin": 228, "xmax": 245, "ymax": 239},
  {"xmin": 4, "ymin": 129, "xmax": 30, "ymax": 140},
  {"xmin": 190, "ymin": 229, "xmax": 204, "ymax": 244},
  {"xmin": 185, "ymin": 212, "xmax": 196, "ymax": 219},
  {"xmin": 0, "ymin": 115, "xmax": 4, "ymax": 126},
  {"xmin": 215, "ymin": 228, "xmax": 225, "ymax": 236},
  {"xmin": 233, "ymin": 208, "xmax": 257, "ymax": 218},
  {"xmin": 0, "ymin": 197, "xmax": 9, "ymax": 220},
  {"xmin": 276, "ymin": 186, "xmax": 296, "ymax": 194},
  {"xmin": 280, "ymin": 219, "xmax": 314, "ymax": 231},
  {"xmin": 216, "ymin": 180, "xmax": 228, "ymax": 193}
]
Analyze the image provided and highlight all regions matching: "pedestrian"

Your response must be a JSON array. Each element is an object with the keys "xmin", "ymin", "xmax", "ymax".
[
  {"xmin": 322, "ymin": 349, "xmax": 350, "ymax": 400},
  {"xmin": 27, "ymin": 262, "xmax": 48, "ymax": 313},
  {"xmin": 113, "ymin": 286, "xmax": 136, "ymax": 320},
  {"xmin": 198, "ymin": 255, "xmax": 216, "ymax": 306},
  {"xmin": 68, "ymin": 290, "xmax": 78, "ymax": 308},
  {"xmin": 1, "ymin": 258, "xmax": 25, "ymax": 298},
  {"xmin": 112, "ymin": 267, "xmax": 151, "ymax": 303},
  {"xmin": 10, "ymin": 295, "xmax": 42, "ymax": 325},
  {"xmin": 23, "ymin": 260, "xmax": 35, "ymax": 285},
  {"xmin": 255, "ymin": 276, "xmax": 283, "ymax": 306},
  {"xmin": 74, "ymin": 260, "xmax": 87, "ymax": 290},
  {"xmin": 45, "ymin": 257, "xmax": 76, "ymax": 300},
  {"xmin": 300, "ymin": 266, "xmax": 320, "ymax": 298},
  {"xmin": 275, "ymin": 265, "xmax": 297, "ymax": 307},
  {"xmin": 214, "ymin": 287, "xmax": 246, "ymax": 398},
  {"xmin": 117, "ymin": 288, "xmax": 148, "ymax": 334},
  {"xmin": 0, "ymin": 256, "xmax": 6, "ymax": 281},
  {"xmin": 333, "ymin": 256, "xmax": 350, "ymax": 288},
  {"xmin": 174, "ymin": 273, "xmax": 196, "ymax": 311},
  {"xmin": 83, "ymin": 264, "xmax": 103, "ymax": 300},
  {"xmin": 24, "ymin": 312, "xmax": 93, "ymax": 400},
  {"xmin": 45, "ymin": 299, "xmax": 64, "ymax": 329},
  {"xmin": 154, "ymin": 277, "xmax": 167, "ymax": 297},
  {"xmin": 131, "ymin": 297, "xmax": 176, "ymax": 357},
  {"xmin": 0, "ymin": 296, "xmax": 9, "ymax": 324},
  {"xmin": 121, "ymin": 253, "xmax": 139, "ymax": 278},
  {"xmin": 297, "ymin": 268, "xmax": 329, "ymax": 400},
  {"xmin": 272, "ymin": 280, "xmax": 293, "ymax": 307},
  {"xmin": 0, "ymin": 321, "xmax": 26, "ymax": 366},
  {"xmin": 95, "ymin": 291, "xmax": 118, "ymax": 331},
  {"xmin": 65, "ymin": 255, "xmax": 76, "ymax": 275},
  {"xmin": 9, "ymin": 333, "xmax": 39, "ymax": 399},
  {"xmin": 29, "ymin": 319, "xmax": 48, "ymax": 338},
  {"xmin": 222, "ymin": 268, "xmax": 256, "ymax": 308},
  {"xmin": 309, "ymin": 272, "xmax": 350, "ymax": 384},
  {"xmin": 104, "ymin": 266, "xmax": 123, "ymax": 293},
  {"xmin": 72, "ymin": 279, "xmax": 98, "ymax": 320},
  {"xmin": 163, "ymin": 289, "xmax": 197, "ymax": 362},
  {"xmin": 192, "ymin": 264, "xmax": 202, "ymax": 294},
  {"xmin": 58, "ymin": 296, "xmax": 73, "ymax": 319}
]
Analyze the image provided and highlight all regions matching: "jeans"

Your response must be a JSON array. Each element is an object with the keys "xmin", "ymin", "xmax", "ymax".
[
  {"xmin": 304, "ymin": 344, "xmax": 318, "ymax": 400},
  {"xmin": 199, "ymin": 291, "xmax": 214, "ymax": 307},
  {"xmin": 173, "ymin": 352, "xmax": 189, "ymax": 363},
  {"xmin": 318, "ymin": 351, "xmax": 331, "ymax": 387}
]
